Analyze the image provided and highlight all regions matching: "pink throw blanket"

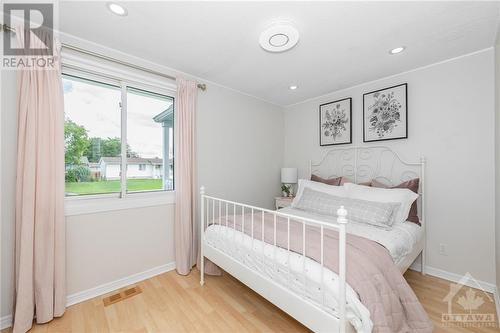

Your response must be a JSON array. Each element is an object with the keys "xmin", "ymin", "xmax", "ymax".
[{"xmin": 209, "ymin": 212, "xmax": 432, "ymax": 333}]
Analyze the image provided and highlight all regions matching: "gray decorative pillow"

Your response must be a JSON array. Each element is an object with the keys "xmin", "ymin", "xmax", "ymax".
[{"xmin": 294, "ymin": 187, "xmax": 400, "ymax": 228}]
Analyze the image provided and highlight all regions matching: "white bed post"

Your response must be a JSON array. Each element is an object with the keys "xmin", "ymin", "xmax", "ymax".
[
  {"xmin": 200, "ymin": 186, "xmax": 205, "ymax": 286},
  {"xmin": 420, "ymin": 157, "xmax": 426, "ymax": 275},
  {"xmin": 337, "ymin": 205, "xmax": 348, "ymax": 333}
]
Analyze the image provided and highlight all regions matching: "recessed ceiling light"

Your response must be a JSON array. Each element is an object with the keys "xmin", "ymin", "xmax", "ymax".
[
  {"xmin": 269, "ymin": 34, "xmax": 289, "ymax": 47},
  {"xmin": 107, "ymin": 2, "xmax": 128, "ymax": 16},
  {"xmin": 259, "ymin": 23, "xmax": 299, "ymax": 53},
  {"xmin": 289, "ymin": 85, "xmax": 298, "ymax": 90},
  {"xmin": 389, "ymin": 46, "xmax": 405, "ymax": 55}
]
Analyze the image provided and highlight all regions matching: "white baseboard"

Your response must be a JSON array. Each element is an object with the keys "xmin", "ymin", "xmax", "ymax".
[
  {"xmin": 0, "ymin": 314, "xmax": 12, "ymax": 330},
  {"xmin": 409, "ymin": 263, "xmax": 496, "ymax": 294},
  {"xmin": 66, "ymin": 262, "xmax": 175, "ymax": 306},
  {"xmin": 0, "ymin": 262, "xmax": 176, "ymax": 330}
]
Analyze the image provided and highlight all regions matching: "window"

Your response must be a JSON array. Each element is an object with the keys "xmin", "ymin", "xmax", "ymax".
[
  {"xmin": 63, "ymin": 73, "xmax": 174, "ymax": 197},
  {"xmin": 126, "ymin": 87, "xmax": 174, "ymax": 192},
  {"xmin": 63, "ymin": 75, "xmax": 122, "ymax": 196}
]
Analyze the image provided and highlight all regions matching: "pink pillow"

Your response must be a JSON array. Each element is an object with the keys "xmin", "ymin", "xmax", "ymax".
[
  {"xmin": 339, "ymin": 177, "xmax": 371, "ymax": 186},
  {"xmin": 310, "ymin": 174, "xmax": 342, "ymax": 186},
  {"xmin": 371, "ymin": 178, "xmax": 420, "ymax": 225}
]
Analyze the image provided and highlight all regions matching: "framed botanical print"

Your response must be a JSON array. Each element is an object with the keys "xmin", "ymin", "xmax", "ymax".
[
  {"xmin": 319, "ymin": 97, "xmax": 352, "ymax": 146},
  {"xmin": 363, "ymin": 83, "xmax": 407, "ymax": 142}
]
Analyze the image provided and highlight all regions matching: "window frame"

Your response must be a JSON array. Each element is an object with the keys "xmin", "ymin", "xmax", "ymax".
[{"xmin": 62, "ymin": 52, "xmax": 176, "ymax": 215}]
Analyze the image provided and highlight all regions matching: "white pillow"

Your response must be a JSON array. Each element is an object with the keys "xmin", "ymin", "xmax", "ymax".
[
  {"xmin": 294, "ymin": 187, "xmax": 400, "ymax": 229},
  {"xmin": 292, "ymin": 179, "xmax": 347, "ymax": 208},
  {"xmin": 344, "ymin": 182, "xmax": 418, "ymax": 224}
]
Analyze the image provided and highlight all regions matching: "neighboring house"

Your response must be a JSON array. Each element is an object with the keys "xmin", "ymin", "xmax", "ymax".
[
  {"xmin": 81, "ymin": 156, "xmax": 101, "ymax": 174},
  {"xmin": 71, "ymin": 156, "xmax": 101, "ymax": 180},
  {"xmin": 99, "ymin": 157, "xmax": 172, "ymax": 180},
  {"xmin": 88, "ymin": 162, "xmax": 100, "ymax": 173},
  {"xmin": 80, "ymin": 156, "xmax": 89, "ymax": 165}
]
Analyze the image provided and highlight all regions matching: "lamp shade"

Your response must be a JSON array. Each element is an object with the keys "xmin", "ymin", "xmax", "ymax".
[{"xmin": 281, "ymin": 168, "xmax": 298, "ymax": 184}]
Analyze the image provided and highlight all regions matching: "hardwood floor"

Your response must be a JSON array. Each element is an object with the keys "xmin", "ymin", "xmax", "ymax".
[
  {"xmin": 404, "ymin": 270, "xmax": 498, "ymax": 333},
  {"xmin": 2, "ymin": 269, "xmax": 498, "ymax": 332}
]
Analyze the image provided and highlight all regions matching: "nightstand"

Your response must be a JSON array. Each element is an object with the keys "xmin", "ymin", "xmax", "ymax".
[{"xmin": 275, "ymin": 197, "xmax": 294, "ymax": 210}]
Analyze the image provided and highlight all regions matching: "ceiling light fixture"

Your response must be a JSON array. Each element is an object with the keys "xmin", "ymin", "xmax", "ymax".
[
  {"xmin": 259, "ymin": 22, "xmax": 299, "ymax": 53},
  {"xmin": 289, "ymin": 85, "xmax": 298, "ymax": 90},
  {"xmin": 106, "ymin": 2, "xmax": 128, "ymax": 16},
  {"xmin": 389, "ymin": 46, "xmax": 405, "ymax": 55}
]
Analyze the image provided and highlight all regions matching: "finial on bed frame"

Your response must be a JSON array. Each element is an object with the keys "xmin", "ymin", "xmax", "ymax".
[
  {"xmin": 200, "ymin": 186, "xmax": 205, "ymax": 195},
  {"xmin": 337, "ymin": 206, "xmax": 348, "ymax": 224}
]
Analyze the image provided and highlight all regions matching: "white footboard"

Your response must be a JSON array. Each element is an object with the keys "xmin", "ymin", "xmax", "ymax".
[{"xmin": 199, "ymin": 186, "xmax": 353, "ymax": 333}]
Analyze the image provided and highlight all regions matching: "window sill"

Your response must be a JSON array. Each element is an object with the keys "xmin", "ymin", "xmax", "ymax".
[{"xmin": 65, "ymin": 191, "xmax": 175, "ymax": 216}]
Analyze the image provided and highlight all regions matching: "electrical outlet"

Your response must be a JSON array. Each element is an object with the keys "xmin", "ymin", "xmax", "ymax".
[{"xmin": 439, "ymin": 243, "xmax": 448, "ymax": 256}]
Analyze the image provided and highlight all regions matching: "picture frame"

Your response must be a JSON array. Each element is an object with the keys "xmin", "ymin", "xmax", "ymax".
[
  {"xmin": 319, "ymin": 97, "xmax": 352, "ymax": 146},
  {"xmin": 363, "ymin": 83, "xmax": 408, "ymax": 142}
]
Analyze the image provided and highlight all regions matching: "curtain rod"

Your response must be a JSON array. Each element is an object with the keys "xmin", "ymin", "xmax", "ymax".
[{"xmin": 1, "ymin": 23, "xmax": 207, "ymax": 91}]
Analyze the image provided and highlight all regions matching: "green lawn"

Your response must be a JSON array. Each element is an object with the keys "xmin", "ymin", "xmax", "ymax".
[{"xmin": 65, "ymin": 178, "xmax": 163, "ymax": 195}]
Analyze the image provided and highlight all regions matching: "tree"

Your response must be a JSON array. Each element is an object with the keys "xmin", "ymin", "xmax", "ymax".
[
  {"xmin": 85, "ymin": 137, "xmax": 102, "ymax": 163},
  {"xmin": 85, "ymin": 137, "xmax": 140, "ymax": 161},
  {"xmin": 64, "ymin": 119, "xmax": 89, "ymax": 165},
  {"xmin": 101, "ymin": 137, "xmax": 121, "ymax": 157}
]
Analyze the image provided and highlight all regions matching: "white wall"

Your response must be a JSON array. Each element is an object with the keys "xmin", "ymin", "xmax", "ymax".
[
  {"xmin": 283, "ymin": 49, "xmax": 496, "ymax": 284},
  {"xmin": 66, "ymin": 205, "xmax": 174, "ymax": 295},
  {"xmin": 198, "ymin": 85, "xmax": 284, "ymax": 209}
]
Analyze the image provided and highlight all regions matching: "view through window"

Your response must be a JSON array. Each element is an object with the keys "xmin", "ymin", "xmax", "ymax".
[
  {"xmin": 126, "ymin": 87, "xmax": 174, "ymax": 192},
  {"xmin": 63, "ymin": 74, "xmax": 174, "ymax": 196}
]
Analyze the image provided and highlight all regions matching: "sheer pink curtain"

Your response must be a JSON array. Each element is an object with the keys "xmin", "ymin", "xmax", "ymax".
[
  {"xmin": 174, "ymin": 78, "xmax": 198, "ymax": 274},
  {"xmin": 174, "ymin": 78, "xmax": 221, "ymax": 276},
  {"xmin": 13, "ymin": 28, "xmax": 66, "ymax": 333}
]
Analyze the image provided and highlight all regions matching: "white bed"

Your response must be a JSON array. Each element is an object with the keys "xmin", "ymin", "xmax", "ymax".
[
  {"xmin": 204, "ymin": 209, "xmax": 424, "ymax": 333},
  {"xmin": 200, "ymin": 146, "xmax": 426, "ymax": 333}
]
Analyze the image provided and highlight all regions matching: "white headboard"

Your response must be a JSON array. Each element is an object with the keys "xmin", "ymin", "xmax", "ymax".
[{"xmin": 309, "ymin": 145, "xmax": 425, "ymax": 223}]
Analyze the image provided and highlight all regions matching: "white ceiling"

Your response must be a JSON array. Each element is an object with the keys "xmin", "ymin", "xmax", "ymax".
[{"xmin": 59, "ymin": 1, "xmax": 500, "ymax": 106}]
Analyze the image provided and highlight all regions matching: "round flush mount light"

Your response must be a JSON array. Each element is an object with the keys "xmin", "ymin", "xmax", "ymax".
[
  {"xmin": 259, "ymin": 23, "xmax": 299, "ymax": 53},
  {"xmin": 389, "ymin": 46, "xmax": 406, "ymax": 55},
  {"xmin": 106, "ymin": 2, "xmax": 128, "ymax": 16},
  {"xmin": 289, "ymin": 85, "xmax": 298, "ymax": 90}
]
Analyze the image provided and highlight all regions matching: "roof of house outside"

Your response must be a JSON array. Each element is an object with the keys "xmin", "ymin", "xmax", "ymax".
[
  {"xmin": 80, "ymin": 156, "xmax": 90, "ymax": 165},
  {"xmin": 99, "ymin": 157, "xmax": 172, "ymax": 165},
  {"xmin": 153, "ymin": 105, "xmax": 174, "ymax": 124}
]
